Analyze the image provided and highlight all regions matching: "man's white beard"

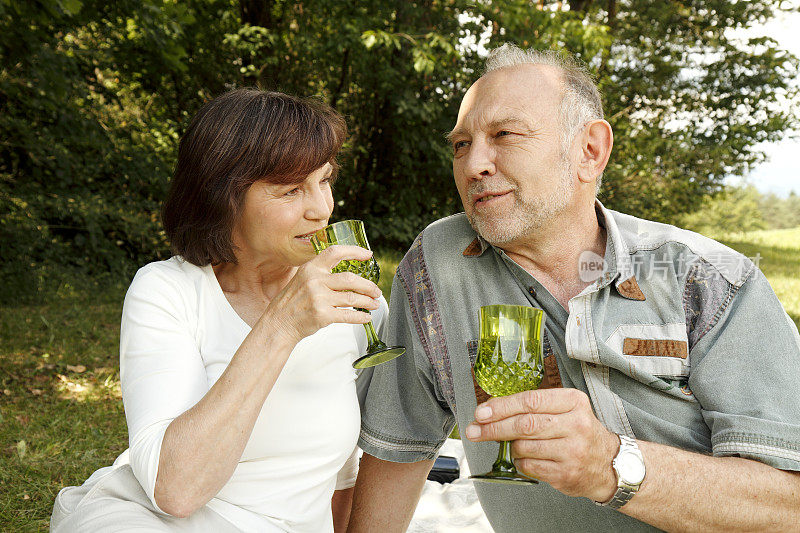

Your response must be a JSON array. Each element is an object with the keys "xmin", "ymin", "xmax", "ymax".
[{"xmin": 466, "ymin": 161, "xmax": 575, "ymax": 245}]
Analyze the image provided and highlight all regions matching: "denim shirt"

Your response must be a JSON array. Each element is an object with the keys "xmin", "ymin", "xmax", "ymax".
[{"xmin": 358, "ymin": 201, "xmax": 800, "ymax": 532}]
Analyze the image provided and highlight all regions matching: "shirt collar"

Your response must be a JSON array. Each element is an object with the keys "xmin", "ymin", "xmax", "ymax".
[
  {"xmin": 596, "ymin": 200, "xmax": 645, "ymax": 300},
  {"xmin": 460, "ymin": 200, "xmax": 645, "ymax": 301},
  {"xmin": 462, "ymin": 233, "xmax": 490, "ymax": 257}
]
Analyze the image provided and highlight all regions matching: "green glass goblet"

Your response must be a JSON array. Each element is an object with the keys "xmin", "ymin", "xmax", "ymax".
[
  {"xmin": 310, "ymin": 219, "xmax": 405, "ymax": 369},
  {"xmin": 470, "ymin": 304, "xmax": 544, "ymax": 484}
]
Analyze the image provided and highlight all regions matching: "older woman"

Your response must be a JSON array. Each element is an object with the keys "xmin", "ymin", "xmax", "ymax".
[{"xmin": 50, "ymin": 89, "xmax": 385, "ymax": 532}]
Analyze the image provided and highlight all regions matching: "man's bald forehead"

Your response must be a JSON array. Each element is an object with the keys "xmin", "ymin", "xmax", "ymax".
[
  {"xmin": 475, "ymin": 63, "xmax": 566, "ymax": 96},
  {"xmin": 458, "ymin": 63, "xmax": 566, "ymax": 119}
]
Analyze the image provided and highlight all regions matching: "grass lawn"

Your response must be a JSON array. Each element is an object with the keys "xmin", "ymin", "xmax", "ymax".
[
  {"xmin": 1, "ymin": 233, "xmax": 797, "ymax": 530},
  {"xmin": 715, "ymin": 227, "xmax": 800, "ymax": 328},
  {"xmin": 0, "ymin": 283, "xmax": 129, "ymax": 532}
]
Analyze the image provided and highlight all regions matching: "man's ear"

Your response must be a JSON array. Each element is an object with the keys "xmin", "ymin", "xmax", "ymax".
[{"xmin": 576, "ymin": 119, "xmax": 613, "ymax": 185}]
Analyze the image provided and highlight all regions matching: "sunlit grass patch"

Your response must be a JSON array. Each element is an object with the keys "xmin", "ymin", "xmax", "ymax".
[
  {"xmin": 55, "ymin": 371, "xmax": 121, "ymax": 402},
  {"xmin": 716, "ymin": 228, "xmax": 800, "ymax": 329},
  {"xmin": 714, "ymin": 227, "xmax": 800, "ymax": 252}
]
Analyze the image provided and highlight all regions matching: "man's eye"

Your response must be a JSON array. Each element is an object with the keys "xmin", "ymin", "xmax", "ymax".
[
  {"xmin": 284, "ymin": 188, "xmax": 300, "ymax": 196},
  {"xmin": 453, "ymin": 140, "xmax": 470, "ymax": 151},
  {"xmin": 496, "ymin": 130, "xmax": 513, "ymax": 138}
]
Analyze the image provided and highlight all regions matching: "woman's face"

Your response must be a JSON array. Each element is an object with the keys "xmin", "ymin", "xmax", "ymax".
[{"xmin": 232, "ymin": 163, "xmax": 335, "ymax": 268}]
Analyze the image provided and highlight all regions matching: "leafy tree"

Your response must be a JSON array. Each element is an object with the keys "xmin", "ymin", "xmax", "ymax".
[
  {"xmin": 1, "ymin": 0, "xmax": 798, "ymax": 301},
  {"xmin": 225, "ymin": 0, "xmax": 475, "ymax": 245},
  {"xmin": 759, "ymin": 190, "xmax": 800, "ymax": 229},
  {"xmin": 680, "ymin": 185, "xmax": 767, "ymax": 234},
  {"xmin": 0, "ymin": 0, "xmax": 241, "ymax": 300}
]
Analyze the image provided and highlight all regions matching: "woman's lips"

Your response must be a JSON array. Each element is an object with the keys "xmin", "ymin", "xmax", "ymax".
[{"xmin": 294, "ymin": 230, "xmax": 318, "ymax": 242}]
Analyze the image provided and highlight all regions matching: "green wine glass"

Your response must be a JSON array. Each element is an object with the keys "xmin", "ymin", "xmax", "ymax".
[
  {"xmin": 470, "ymin": 304, "xmax": 544, "ymax": 484},
  {"xmin": 310, "ymin": 220, "xmax": 406, "ymax": 369}
]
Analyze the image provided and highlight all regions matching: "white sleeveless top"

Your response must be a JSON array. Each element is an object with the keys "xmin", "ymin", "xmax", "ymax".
[{"xmin": 118, "ymin": 257, "xmax": 386, "ymax": 532}]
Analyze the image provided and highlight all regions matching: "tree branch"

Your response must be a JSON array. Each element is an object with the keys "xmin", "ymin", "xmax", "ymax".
[{"xmin": 331, "ymin": 48, "xmax": 350, "ymax": 110}]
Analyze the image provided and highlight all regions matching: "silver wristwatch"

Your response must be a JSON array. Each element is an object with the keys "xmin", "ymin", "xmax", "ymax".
[{"xmin": 596, "ymin": 434, "xmax": 646, "ymax": 509}]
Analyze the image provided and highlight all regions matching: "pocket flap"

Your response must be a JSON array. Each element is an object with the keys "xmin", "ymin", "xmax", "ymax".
[
  {"xmin": 605, "ymin": 323, "xmax": 690, "ymax": 378},
  {"xmin": 622, "ymin": 338, "xmax": 688, "ymax": 359}
]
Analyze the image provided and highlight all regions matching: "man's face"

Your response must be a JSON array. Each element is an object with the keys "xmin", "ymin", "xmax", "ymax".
[{"xmin": 449, "ymin": 64, "xmax": 576, "ymax": 246}]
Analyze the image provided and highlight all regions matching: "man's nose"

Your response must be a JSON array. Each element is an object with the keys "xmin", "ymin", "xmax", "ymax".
[{"xmin": 463, "ymin": 139, "xmax": 496, "ymax": 179}]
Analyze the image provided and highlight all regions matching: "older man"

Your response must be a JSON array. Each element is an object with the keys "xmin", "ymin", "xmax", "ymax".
[{"xmin": 348, "ymin": 45, "xmax": 800, "ymax": 532}]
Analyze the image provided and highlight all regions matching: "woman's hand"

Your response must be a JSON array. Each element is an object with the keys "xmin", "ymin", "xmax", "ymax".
[{"xmin": 262, "ymin": 245, "xmax": 382, "ymax": 345}]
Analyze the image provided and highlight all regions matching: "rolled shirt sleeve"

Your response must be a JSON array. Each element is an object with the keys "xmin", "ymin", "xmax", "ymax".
[
  {"xmin": 689, "ymin": 268, "xmax": 800, "ymax": 470},
  {"xmin": 358, "ymin": 275, "xmax": 455, "ymax": 463},
  {"xmin": 119, "ymin": 267, "xmax": 210, "ymax": 513}
]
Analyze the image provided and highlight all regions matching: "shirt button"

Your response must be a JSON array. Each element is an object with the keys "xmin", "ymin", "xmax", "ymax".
[{"xmin": 528, "ymin": 286, "xmax": 536, "ymax": 297}]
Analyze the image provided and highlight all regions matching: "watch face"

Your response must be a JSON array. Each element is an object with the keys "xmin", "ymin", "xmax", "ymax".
[{"xmin": 616, "ymin": 451, "xmax": 646, "ymax": 484}]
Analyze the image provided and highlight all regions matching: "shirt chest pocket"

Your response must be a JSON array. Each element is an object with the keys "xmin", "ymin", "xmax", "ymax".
[{"xmin": 600, "ymin": 323, "xmax": 695, "ymax": 400}]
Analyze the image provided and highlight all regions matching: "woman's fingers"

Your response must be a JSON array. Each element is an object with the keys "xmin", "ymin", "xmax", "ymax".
[
  {"xmin": 329, "ymin": 289, "xmax": 380, "ymax": 311},
  {"xmin": 314, "ymin": 244, "xmax": 373, "ymax": 270},
  {"xmin": 331, "ymin": 307, "xmax": 374, "ymax": 325},
  {"xmin": 266, "ymin": 245, "xmax": 383, "ymax": 341},
  {"xmin": 327, "ymin": 271, "xmax": 381, "ymax": 298}
]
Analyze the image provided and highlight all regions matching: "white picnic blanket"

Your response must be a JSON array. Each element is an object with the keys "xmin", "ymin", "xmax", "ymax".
[{"xmin": 407, "ymin": 439, "xmax": 493, "ymax": 533}]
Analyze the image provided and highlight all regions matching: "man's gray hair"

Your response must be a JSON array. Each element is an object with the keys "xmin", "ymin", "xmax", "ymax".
[{"xmin": 484, "ymin": 44, "xmax": 605, "ymax": 192}]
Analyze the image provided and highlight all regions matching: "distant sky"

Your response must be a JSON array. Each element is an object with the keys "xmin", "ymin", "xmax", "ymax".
[{"xmin": 734, "ymin": 2, "xmax": 800, "ymax": 196}]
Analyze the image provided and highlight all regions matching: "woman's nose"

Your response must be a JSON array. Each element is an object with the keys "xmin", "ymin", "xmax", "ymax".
[{"xmin": 305, "ymin": 185, "xmax": 333, "ymax": 220}]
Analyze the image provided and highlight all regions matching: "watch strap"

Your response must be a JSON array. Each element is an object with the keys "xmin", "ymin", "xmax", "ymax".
[
  {"xmin": 596, "ymin": 434, "xmax": 644, "ymax": 510},
  {"xmin": 600, "ymin": 481, "xmax": 637, "ymax": 509}
]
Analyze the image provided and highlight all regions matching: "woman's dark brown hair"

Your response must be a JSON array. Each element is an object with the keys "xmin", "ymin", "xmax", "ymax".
[{"xmin": 161, "ymin": 89, "xmax": 347, "ymax": 266}]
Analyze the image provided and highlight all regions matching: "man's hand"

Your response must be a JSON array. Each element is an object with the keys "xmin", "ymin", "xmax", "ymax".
[{"xmin": 465, "ymin": 388, "xmax": 620, "ymax": 502}]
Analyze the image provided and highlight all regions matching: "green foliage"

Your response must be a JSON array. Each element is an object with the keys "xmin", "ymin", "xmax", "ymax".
[
  {"xmin": 679, "ymin": 185, "xmax": 767, "ymax": 234},
  {"xmin": 0, "ymin": 0, "xmax": 189, "ymax": 301},
  {"xmin": 1, "ymin": 0, "xmax": 798, "ymax": 301},
  {"xmin": 759, "ymin": 191, "xmax": 800, "ymax": 229},
  {"xmin": 680, "ymin": 185, "xmax": 800, "ymax": 235}
]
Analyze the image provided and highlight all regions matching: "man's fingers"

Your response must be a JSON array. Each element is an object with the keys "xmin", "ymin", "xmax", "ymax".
[
  {"xmin": 475, "ymin": 388, "xmax": 589, "ymax": 423},
  {"xmin": 465, "ymin": 412, "xmax": 568, "ymax": 442},
  {"xmin": 316, "ymin": 244, "xmax": 373, "ymax": 269},
  {"xmin": 510, "ymin": 436, "xmax": 567, "ymax": 461},
  {"xmin": 512, "ymin": 457, "xmax": 560, "ymax": 483}
]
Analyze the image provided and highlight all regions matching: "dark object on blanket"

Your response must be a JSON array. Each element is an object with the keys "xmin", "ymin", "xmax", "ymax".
[{"xmin": 427, "ymin": 455, "xmax": 460, "ymax": 484}]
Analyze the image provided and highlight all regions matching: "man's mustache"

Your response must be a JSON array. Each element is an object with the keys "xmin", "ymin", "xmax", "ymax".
[{"xmin": 467, "ymin": 180, "xmax": 517, "ymax": 196}]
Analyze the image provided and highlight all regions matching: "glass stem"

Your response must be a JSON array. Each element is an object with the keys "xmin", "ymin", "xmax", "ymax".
[
  {"xmin": 492, "ymin": 440, "xmax": 517, "ymax": 474},
  {"xmin": 362, "ymin": 320, "xmax": 386, "ymax": 352}
]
